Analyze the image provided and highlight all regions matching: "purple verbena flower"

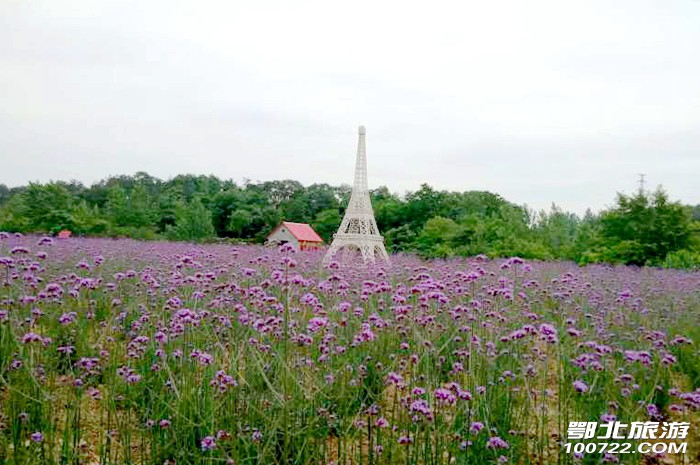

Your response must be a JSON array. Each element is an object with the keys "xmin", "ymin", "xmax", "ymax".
[{"xmin": 200, "ymin": 436, "xmax": 216, "ymax": 451}]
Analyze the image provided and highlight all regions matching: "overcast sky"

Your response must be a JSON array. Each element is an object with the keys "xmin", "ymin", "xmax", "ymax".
[{"xmin": 1, "ymin": 0, "xmax": 698, "ymax": 214}]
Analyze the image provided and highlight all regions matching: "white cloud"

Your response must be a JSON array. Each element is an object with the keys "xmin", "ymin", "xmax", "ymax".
[{"xmin": 1, "ymin": 0, "xmax": 699, "ymax": 214}]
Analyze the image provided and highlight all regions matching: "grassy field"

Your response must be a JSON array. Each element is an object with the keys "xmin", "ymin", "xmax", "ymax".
[{"xmin": 1, "ymin": 234, "xmax": 699, "ymax": 464}]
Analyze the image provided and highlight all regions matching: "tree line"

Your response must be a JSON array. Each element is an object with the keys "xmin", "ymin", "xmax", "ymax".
[{"xmin": 0, "ymin": 172, "xmax": 698, "ymax": 268}]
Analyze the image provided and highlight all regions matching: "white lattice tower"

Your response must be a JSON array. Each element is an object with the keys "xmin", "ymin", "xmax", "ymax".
[{"xmin": 324, "ymin": 126, "xmax": 390, "ymax": 264}]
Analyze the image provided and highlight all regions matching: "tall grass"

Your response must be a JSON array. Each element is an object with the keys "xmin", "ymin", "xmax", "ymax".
[{"xmin": 0, "ymin": 234, "xmax": 699, "ymax": 464}]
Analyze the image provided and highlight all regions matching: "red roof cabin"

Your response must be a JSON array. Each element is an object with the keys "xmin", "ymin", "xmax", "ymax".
[{"xmin": 266, "ymin": 222, "xmax": 324, "ymax": 251}]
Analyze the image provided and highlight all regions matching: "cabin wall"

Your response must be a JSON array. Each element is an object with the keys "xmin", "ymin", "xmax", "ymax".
[
  {"xmin": 266, "ymin": 227, "xmax": 300, "ymax": 249},
  {"xmin": 299, "ymin": 241, "xmax": 322, "ymax": 251}
]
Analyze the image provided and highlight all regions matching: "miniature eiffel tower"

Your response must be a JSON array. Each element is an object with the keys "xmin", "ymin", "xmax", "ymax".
[{"xmin": 324, "ymin": 126, "xmax": 390, "ymax": 264}]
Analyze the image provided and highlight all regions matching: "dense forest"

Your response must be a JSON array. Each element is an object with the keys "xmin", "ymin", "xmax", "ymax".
[{"xmin": 0, "ymin": 172, "xmax": 698, "ymax": 268}]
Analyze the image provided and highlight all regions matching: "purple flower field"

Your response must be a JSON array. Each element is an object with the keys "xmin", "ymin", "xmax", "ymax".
[{"xmin": 1, "ymin": 234, "xmax": 699, "ymax": 464}]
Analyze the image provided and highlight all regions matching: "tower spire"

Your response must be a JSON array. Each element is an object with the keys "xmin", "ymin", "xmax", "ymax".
[
  {"xmin": 353, "ymin": 125, "xmax": 368, "ymax": 192},
  {"xmin": 324, "ymin": 126, "xmax": 390, "ymax": 265}
]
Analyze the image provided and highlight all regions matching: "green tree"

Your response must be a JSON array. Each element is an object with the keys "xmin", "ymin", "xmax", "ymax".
[
  {"xmin": 571, "ymin": 210, "xmax": 603, "ymax": 263},
  {"xmin": 227, "ymin": 210, "xmax": 253, "ymax": 237},
  {"xmin": 72, "ymin": 201, "xmax": 109, "ymax": 235},
  {"xmin": 157, "ymin": 192, "xmax": 179, "ymax": 233},
  {"xmin": 260, "ymin": 180, "xmax": 304, "ymax": 208},
  {"xmin": 533, "ymin": 204, "xmax": 580, "ymax": 259},
  {"xmin": 373, "ymin": 187, "xmax": 406, "ymax": 232},
  {"xmin": 0, "ymin": 184, "xmax": 10, "ymax": 206},
  {"xmin": 106, "ymin": 185, "xmax": 129, "ymax": 227},
  {"xmin": 23, "ymin": 183, "xmax": 74, "ymax": 232},
  {"xmin": 305, "ymin": 184, "xmax": 339, "ymax": 215},
  {"xmin": 312, "ymin": 208, "xmax": 341, "ymax": 242},
  {"xmin": 403, "ymin": 184, "xmax": 446, "ymax": 229},
  {"xmin": 167, "ymin": 199, "xmax": 215, "ymax": 242},
  {"xmin": 598, "ymin": 187, "xmax": 692, "ymax": 265},
  {"xmin": 416, "ymin": 216, "xmax": 463, "ymax": 257},
  {"xmin": 0, "ymin": 194, "xmax": 30, "ymax": 232},
  {"xmin": 2, "ymin": 171, "xmax": 697, "ymax": 267},
  {"xmin": 125, "ymin": 184, "xmax": 153, "ymax": 227},
  {"xmin": 384, "ymin": 225, "xmax": 417, "ymax": 253},
  {"xmin": 690, "ymin": 204, "xmax": 700, "ymax": 222}
]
